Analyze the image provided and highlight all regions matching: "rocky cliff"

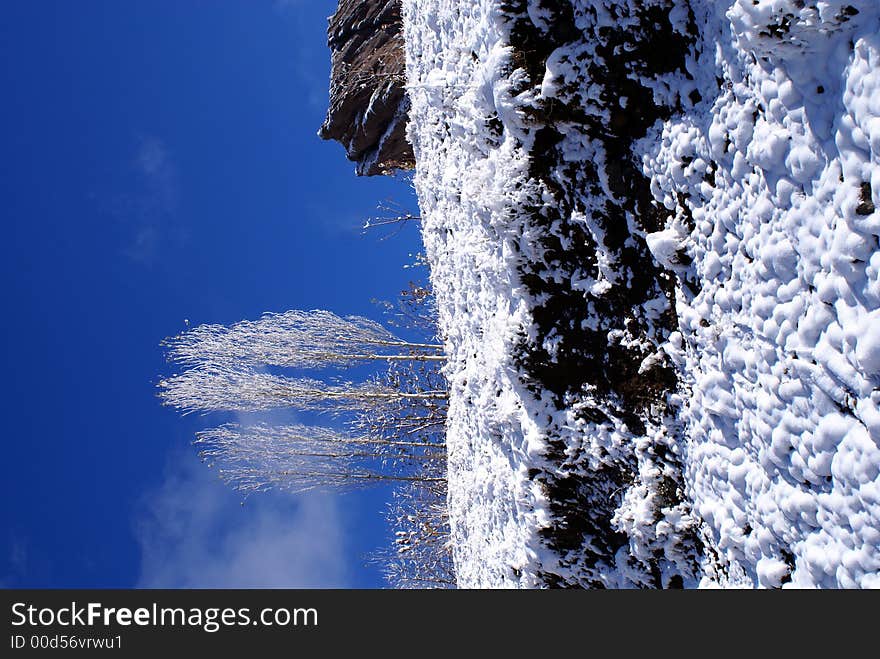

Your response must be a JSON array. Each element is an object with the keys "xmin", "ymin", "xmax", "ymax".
[{"xmin": 319, "ymin": 0, "xmax": 413, "ymax": 176}]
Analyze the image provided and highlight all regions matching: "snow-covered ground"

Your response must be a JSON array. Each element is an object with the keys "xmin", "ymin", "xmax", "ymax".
[
  {"xmin": 642, "ymin": 0, "xmax": 880, "ymax": 588},
  {"xmin": 403, "ymin": 0, "xmax": 880, "ymax": 587},
  {"xmin": 404, "ymin": 2, "xmax": 549, "ymax": 587}
]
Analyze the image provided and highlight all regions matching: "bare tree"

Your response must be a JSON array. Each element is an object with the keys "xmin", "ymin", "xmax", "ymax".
[
  {"xmin": 162, "ymin": 309, "xmax": 443, "ymax": 371},
  {"xmin": 376, "ymin": 471, "xmax": 455, "ymax": 588},
  {"xmin": 158, "ymin": 309, "xmax": 447, "ymax": 415},
  {"xmin": 158, "ymin": 304, "xmax": 456, "ymax": 587},
  {"xmin": 362, "ymin": 199, "xmax": 421, "ymax": 239},
  {"xmin": 158, "ymin": 364, "xmax": 446, "ymax": 415},
  {"xmin": 373, "ymin": 280, "xmax": 439, "ymax": 339},
  {"xmin": 352, "ymin": 359, "xmax": 448, "ymax": 439},
  {"xmin": 360, "ymin": 357, "xmax": 454, "ymax": 588},
  {"xmin": 195, "ymin": 423, "xmax": 445, "ymax": 495}
]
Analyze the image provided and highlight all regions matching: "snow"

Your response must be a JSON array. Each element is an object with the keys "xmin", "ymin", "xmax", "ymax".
[
  {"xmin": 639, "ymin": 0, "xmax": 880, "ymax": 588},
  {"xmin": 403, "ymin": 1, "xmax": 549, "ymax": 587},
  {"xmin": 403, "ymin": 0, "xmax": 880, "ymax": 588}
]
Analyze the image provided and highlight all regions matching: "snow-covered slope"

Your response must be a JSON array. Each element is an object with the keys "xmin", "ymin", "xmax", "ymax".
[
  {"xmin": 404, "ymin": 3, "xmax": 550, "ymax": 587},
  {"xmin": 641, "ymin": 0, "xmax": 880, "ymax": 588},
  {"xmin": 403, "ymin": 0, "xmax": 880, "ymax": 587}
]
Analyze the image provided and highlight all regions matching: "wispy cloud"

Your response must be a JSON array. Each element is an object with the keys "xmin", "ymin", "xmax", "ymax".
[
  {"xmin": 0, "ymin": 533, "xmax": 29, "ymax": 587},
  {"xmin": 123, "ymin": 136, "xmax": 182, "ymax": 263},
  {"xmin": 273, "ymin": 1, "xmax": 330, "ymax": 114},
  {"xmin": 135, "ymin": 451, "xmax": 349, "ymax": 588},
  {"xmin": 93, "ymin": 135, "xmax": 187, "ymax": 264}
]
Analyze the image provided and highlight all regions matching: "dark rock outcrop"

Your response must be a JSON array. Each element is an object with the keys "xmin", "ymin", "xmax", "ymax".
[{"xmin": 319, "ymin": 0, "xmax": 413, "ymax": 176}]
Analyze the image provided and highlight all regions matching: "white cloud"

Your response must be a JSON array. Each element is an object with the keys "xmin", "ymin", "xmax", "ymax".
[
  {"xmin": 136, "ymin": 137, "xmax": 171, "ymax": 178},
  {"xmin": 273, "ymin": 1, "xmax": 330, "ymax": 114},
  {"xmin": 135, "ymin": 451, "xmax": 350, "ymax": 588},
  {"xmin": 103, "ymin": 135, "xmax": 184, "ymax": 264},
  {"xmin": 0, "ymin": 534, "xmax": 28, "ymax": 587}
]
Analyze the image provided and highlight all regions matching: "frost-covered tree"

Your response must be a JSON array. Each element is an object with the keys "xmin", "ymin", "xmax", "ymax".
[
  {"xmin": 352, "ymin": 358, "xmax": 448, "ymax": 440},
  {"xmin": 195, "ymin": 422, "xmax": 445, "ymax": 495},
  {"xmin": 157, "ymin": 309, "xmax": 447, "ymax": 415},
  {"xmin": 179, "ymin": 358, "xmax": 449, "ymax": 497},
  {"xmin": 161, "ymin": 309, "xmax": 443, "ymax": 371},
  {"xmin": 158, "ymin": 304, "xmax": 455, "ymax": 587},
  {"xmin": 157, "ymin": 365, "xmax": 447, "ymax": 415},
  {"xmin": 376, "ymin": 469, "xmax": 455, "ymax": 588}
]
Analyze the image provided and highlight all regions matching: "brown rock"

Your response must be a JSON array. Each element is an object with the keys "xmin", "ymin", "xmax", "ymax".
[{"xmin": 319, "ymin": 0, "xmax": 414, "ymax": 176}]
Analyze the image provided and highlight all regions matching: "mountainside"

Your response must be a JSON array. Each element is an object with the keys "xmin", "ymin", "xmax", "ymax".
[
  {"xmin": 404, "ymin": 0, "xmax": 701, "ymax": 588},
  {"xmin": 323, "ymin": 0, "xmax": 880, "ymax": 587}
]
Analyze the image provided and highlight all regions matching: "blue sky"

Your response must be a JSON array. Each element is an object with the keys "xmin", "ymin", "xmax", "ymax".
[{"xmin": 0, "ymin": 1, "xmax": 423, "ymax": 588}]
